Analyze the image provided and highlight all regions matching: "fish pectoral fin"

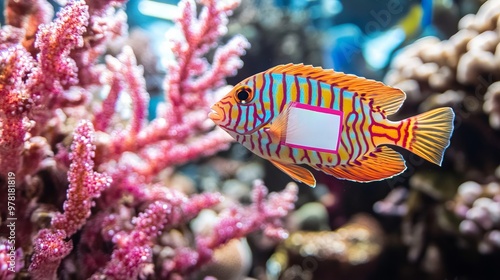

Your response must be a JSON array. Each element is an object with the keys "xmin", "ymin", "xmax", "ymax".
[
  {"xmin": 316, "ymin": 146, "xmax": 406, "ymax": 182},
  {"xmin": 270, "ymin": 160, "xmax": 316, "ymax": 188},
  {"xmin": 268, "ymin": 104, "xmax": 294, "ymax": 142}
]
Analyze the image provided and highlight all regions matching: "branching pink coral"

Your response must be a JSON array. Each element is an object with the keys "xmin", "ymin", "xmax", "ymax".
[
  {"xmin": 0, "ymin": 0, "xmax": 271, "ymax": 278},
  {"xmin": 166, "ymin": 181, "xmax": 298, "ymax": 275},
  {"xmin": 4, "ymin": 0, "xmax": 54, "ymax": 53},
  {"xmin": 29, "ymin": 229, "xmax": 73, "ymax": 280},
  {"xmin": 92, "ymin": 189, "xmax": 223, "ymax": 279},
  {"xmin": 30, "ymin": 120, "xmax": 111, "ymax": 277},
  {"xmin": 27, "ymin": 0, "xmax": 89, "ymax": 128},
  {"xmin": 0, "ymin": 237, "xmax": 24, "ymax": 280},
  {"xmin": 71, "ymin": 0, "xmax": 128, "ymax": 86},
  {"xmin": 133, "ymin": 129, "xmax": 233, "ymax": 179},
  {"xmin": 207, "ymin": 180, "xmax": 298, "ymax": 243},
  {"xmin": 92, "ymin": 201, "xmax": 171, "ymax": 279},
  {"xmin": 92, "ymin": 0, "xmax": 248, "ymax": 167},
  {"xmin": 100, "ymin": 46, "xmax": 150, "ymax": 156},
  {"xmin": 0, "ymin": 25, "xmax": 25, "ymax": 48},
  {"xmin": 164, "ymin": 0, "xmax": 249, "ymax": 116},
  {"xmin": 51, "ymin": 120, "xmax": 112, "ymax": 236},
  {"xmin": 95, "ymin": 0, "xmax": 248, "ymax": 189},
  {"xmin": 0, "ymin": 45, "xmax": 35, "ymax": 173},
  {"xmin": 185, "ymin": 35, "xmax": 250, "ymax": 94},
  {"xmin": 98, "ymin": 0, "xmax": 249, "ymax": 164},
  {"xmin": 93, "ymin": 55, "xmax": 124, "ymax": 132},
  {"xmin": 0, "ymin": 0, "xmax": 89, "ymax": 176},
  {"xmin": 33, "ymin": 0, "xmax": 87, "ymax": 84}
]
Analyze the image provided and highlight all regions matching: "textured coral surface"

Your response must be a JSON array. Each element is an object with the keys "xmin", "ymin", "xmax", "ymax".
[
  {"xmin": 0, "ymin": 0, "xmax": 297, "ymax": 279},
  {"xmin": 1, "ymin": 0, "xmax": 500, "ymax": 279}
]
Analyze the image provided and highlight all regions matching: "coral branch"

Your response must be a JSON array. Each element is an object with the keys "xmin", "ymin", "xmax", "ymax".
[
  {"xmin": 94, "ymin": 0, "xmax": 245, "ymax": 175},
  {"xmin": 27, "ymin": 0, "xmax": 89, "ymax": 129},
  {"xmin": 71, "ymin": 0, "xmax": 128, "ymax": 86},
  {"xmin": 30, "ymin": 120, "xmax": 111, "ymax": 278},
  {"xmin": 186, "ymin": 35, "xmax": 250, "ymax": 94},
  {"xmin": 164, "ymin": 0, "xmax": 248, "ymax": 116},
  {"xmin": 5, "ymin": 0, "xmax": 54, "ymax": 53},
  {"xmin": 0, "ymin": 45, "xmax": 35, "ymax": 174},
  {"xmin": 133, "ymin": 128, "xmax": 233, "ymax": 178},
  {"xmin": 166, "ymin": 181, "xmax": 298, "ymax": 275},
  {"xmin": 51, "ymin": 120, "xmax": 111, "ymax": 236},
  {"xmin": 0, "ymin": 238, "xmax": 24, "ymax": 280},
  {"xmin": 105, "ymin": 46, "xmax": 150, "ymax": 154},
  {"xmin": 118, "ymin": 46, "xmax": 149, "ymax": 137},
  {"xmin": 136, "ymin": 110, "xmax": 209, "ymax": 147},
  {"xmin": 1, "ymin": 0, "xmax": 250, "ymax": 278},
  {"xmin": 0, "ymin": 26, "xmax": 25, "ymax": 48},
  {"xmin": 92, "ymin": 201, "xmax": 171, "ymax": 280},
  {"xmin": 29, "ymin": 229, "xmax": 73, "ymax": 280},
  {"xmin": 93, "ymin": 56, "xmax": 124, "ymax": 132},
  {"xmin": 33, "ymin": 0, "xmax": 88, "ymax": 88},
  {"xmin": 178, "ymin": 192, "xmax": 224, "ymax": 222}
]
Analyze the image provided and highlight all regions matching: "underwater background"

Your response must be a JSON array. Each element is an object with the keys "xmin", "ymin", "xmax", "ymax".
[{"xmin": 0, "ymin": 0, "xmax": 499, "ymax": 279}]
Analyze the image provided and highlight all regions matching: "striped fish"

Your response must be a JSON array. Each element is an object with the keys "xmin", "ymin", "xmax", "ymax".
[{"xmin": 209, "ymin": 64, "xmax": 454, "ymax": 187}]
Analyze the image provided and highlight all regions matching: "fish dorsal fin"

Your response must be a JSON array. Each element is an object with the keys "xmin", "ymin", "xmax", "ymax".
[
  {"xmin": 266, "ymin": 63, "xmax": 406, "ymax": 116},
  {"xmin": 314, "ymin": 146, "xmax": 406, "ymax": 182},
  {"xmin": 270, "ymin": 160, "xmax": 316, "ymax": 187}
]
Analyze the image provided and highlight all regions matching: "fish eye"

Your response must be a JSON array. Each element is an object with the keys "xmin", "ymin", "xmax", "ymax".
[{"xmin": 234, "ymin": 85, "xmax": 253, "ymax": 104}]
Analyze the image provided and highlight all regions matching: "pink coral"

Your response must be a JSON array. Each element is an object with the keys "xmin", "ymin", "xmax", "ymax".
[
  {"xmin": 92, "ymin": 189, "xmax": 225, "ymax": 279},
  {"xmin": 154, "ymin": 0, "xmax": 250, "ymax": 140},
  {"xmin": 93, "ymin": 201, "xmax": 171, "ymax": 279},
  {"xmin": 101, "ymin": 46, "xmax": 150, "ymax": 156},
  {"xmin": 29, "ymin": 120, "xmax": 110, "ymax": 277},
  {"xmin": 0, "ymin": 0, "xmax": 89, "ymax": 176},
  {"xmin": 0, "ymin": 238, "xmax": 24, "ymax": 280},
  {"xmin": 51, "ymin": 120, "xmax": 111, "ymax": 236},
  {"xmin": 166, "ymin": 181, "xmax": 298, "ymax": 276},
  {"xmin": 71, "ymin": 0, "xmax": 128, "ymax": 86},
  {"xmin": 0, "ymin": 45, "xmax": 35, "ymax": 173},
  {"xmin": 28, "ymin": 0, "xmax": 89, "ymax": 127},
  {"xmin": 29, "ymin": 229, "xmax": 73, "ymax": 280},
  {"xmin": 0, "ymin": 0, "xmax": 280, "ymax": 278},
  {"xmin": 4, "ymin": 0, "xmax": 54, "ymax": 53},
  {"xmin": 95, "ymin": 0, "xmax": 248, "ymax": 185},
  {"xmin": 92, "ymin": 55, "xmax": 124, "ymax": 132}
]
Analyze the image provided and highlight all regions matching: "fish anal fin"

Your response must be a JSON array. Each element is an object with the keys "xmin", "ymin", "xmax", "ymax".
[
  {"xmin": 316, "ymin": 146, "xmax": 406, "ymax": 182},
  {"xmin": 267, "ymin": 63, "xmax": 406, "ymax": 115},
  {"xmin": 271, "ymin": 160, "xmax": 316, "ymax": 187}
]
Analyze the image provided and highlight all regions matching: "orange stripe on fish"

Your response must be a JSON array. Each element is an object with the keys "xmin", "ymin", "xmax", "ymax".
[{"xmin": 209, "ymin": 64, "xmax": 455, "ymax": 187}]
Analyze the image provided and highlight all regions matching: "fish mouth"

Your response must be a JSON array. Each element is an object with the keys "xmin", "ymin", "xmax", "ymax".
[
  {"xmin": 208, "ymin": 106, "xmax": 223, "ymax": 122},
  {"xmin": 208, "ymin": 104, "xmax": 268, "ymax": 135}
]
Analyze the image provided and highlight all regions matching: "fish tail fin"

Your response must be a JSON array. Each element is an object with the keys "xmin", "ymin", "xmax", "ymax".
[{"xmin": 399, "ymin": 107, "xmax": 455, "ymax": 166}]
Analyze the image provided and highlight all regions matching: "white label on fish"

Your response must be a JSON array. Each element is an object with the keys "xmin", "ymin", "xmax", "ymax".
[{"xmin": 284, "ymin": 103, "xmax": 343, "ymax": 153}]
